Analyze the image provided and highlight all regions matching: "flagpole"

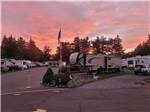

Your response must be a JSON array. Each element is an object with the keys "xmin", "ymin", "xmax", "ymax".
[
  {"xmin": 58, "ymin": 28, "xmax": 62, "ymax": 66},
  {"xmin": 60, "ymin": 42, "xmax": 62, "ymax": 63}
]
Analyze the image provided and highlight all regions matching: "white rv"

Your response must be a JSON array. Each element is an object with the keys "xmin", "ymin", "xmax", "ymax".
[
  {"xmin": 69, "ymin": 52, "xmax": 122, "ymax": 73},
  {"xmin": 123, "ymin": 56, "xmax": 150, "ymax": 69}
]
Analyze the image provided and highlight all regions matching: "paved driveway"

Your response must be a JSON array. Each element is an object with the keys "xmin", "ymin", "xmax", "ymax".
[
  {"xmin": 1, "ymin": 67, "xmax": 48, "ymax": 93},
  {"xmin": 2, "ymin": 71, "xmax": 150, "ymax": 112},
  {"xmin": 80, "ymin": 75, "xmax": 150, "ymax": 89}
]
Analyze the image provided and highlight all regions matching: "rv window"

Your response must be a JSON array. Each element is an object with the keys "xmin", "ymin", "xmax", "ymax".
[
  {"xmin": 128, "ymin": 60, "xmax": 133, "ymax": 64},
  {"xmin": 1, "ymin": 61, "xmax": 4, "ymax": 64},
  {"xmin": 108, "ymin": 65, "xmax": 112, "ymax": 67},
  {"xmin": 108, "ymin": 57, "xmax": 111, "ymax": 60}
]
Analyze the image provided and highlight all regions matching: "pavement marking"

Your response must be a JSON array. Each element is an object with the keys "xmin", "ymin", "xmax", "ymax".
[
  {"xmin": 53, "ymin": 90, "xmax": 61, "ymax": 93},
  {"xmin": 1, "ymin": 88, "xmax": 67, "ymax": 96},
  {"xmin": 13, "ymin": 93, "xmax": 21, "ymax": 96},
  {"xmin": 26, "ymin": 86, "xmax": 31, "ymax": 89},
  {"xmin": 32, "ymin": 108, "xmax": 47, "ymax": 112}
]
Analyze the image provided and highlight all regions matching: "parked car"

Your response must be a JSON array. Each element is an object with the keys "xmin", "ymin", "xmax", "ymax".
[
  {"xmin": 34, "ymin": 62, "xmax": 45, "ymax": 67},
  {"xmin": 43, "ymin": 62, "xmax": 49, "ymax": 67},
  {"xmin": 1, "ymin": 59, "xmax": 18, "ymax": 72},
  {"xmin": 134, "ymin": 65, "xmax": 150, "ymax": 75},
  {"xmin": 15, "ymin": 60, "xmax": 28, "ymax": 70},
  {"xmin": 25, "ymin": 61, "xmax": 36, "ymax": 68},
  {"xmin": 1, "ymin": 59, "xmax": 9, "ymax": 72}
]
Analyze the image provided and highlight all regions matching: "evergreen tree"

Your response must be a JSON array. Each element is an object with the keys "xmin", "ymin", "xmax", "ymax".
[
  {"xmin": 134, "ymin": 35, "xmax": 150, "ymax": 56},
  {"xmin": 1, "ymin": 35, "xmax": 8, "ymax": 58},
  {"xmin": 16, "ymin": 37, "xmax": 26, "ymax": 59},
  {"xmin": 73, "ymin": 37, "xmax": 81, "ymax": 52},
  {"xmin": 112, "ymin": 35, "xmax": 124, "ymax": 55},
  {"xmin": 43, "ymin": 46, "xmax": 51, "ymax": 61}
]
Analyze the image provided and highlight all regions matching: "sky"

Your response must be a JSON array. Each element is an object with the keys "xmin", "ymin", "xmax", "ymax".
[{"xmin": 1, "ymin": 1, "xmax": 150, "ymax": 53}]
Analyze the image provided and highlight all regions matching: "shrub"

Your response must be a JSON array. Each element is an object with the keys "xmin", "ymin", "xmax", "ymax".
[
  {"xmin": 42, "ymin": 67, "xmax": 54, "ymax": 85},
  {"xmin": 55, "ymin": 67, "xmax": 70, "ymax": 86},
  {"xmin": 59, "ymin": 67, "xmax": 70, "ymax": 75},
  {"xmin": 54, "ymin": 73, "xmax": 71, "ymax": 87}
]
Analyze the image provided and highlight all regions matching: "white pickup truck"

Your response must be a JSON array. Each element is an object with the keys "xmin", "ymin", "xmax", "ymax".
[{"xmin": 134, "ymin": 65, "xmax": 150, "ymax": 75}]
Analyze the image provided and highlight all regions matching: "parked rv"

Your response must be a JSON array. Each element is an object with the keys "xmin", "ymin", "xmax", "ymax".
[
  {"xmin": 122, "ymin": 55, "xmax": 150, "ymax": 75},
  {"xmin": 69, "ymin": 52, "xmax": 122, "ymax": 73}
]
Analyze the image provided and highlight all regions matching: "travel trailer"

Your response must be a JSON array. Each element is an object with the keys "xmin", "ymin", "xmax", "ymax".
[
  {"xmin": 122, "ymin": 55, "xmax": 150, "ymax": 75},
  {"xmin": 125, "ymin": 57, "xmax": 137, "ymax": 68},
  {"xmin": 69, "ymin": 52, "xmax": 122, "ymax": 73},
  {"xmin": 122, "ymin": 56, "xmax": 150, "ymax": 68}
]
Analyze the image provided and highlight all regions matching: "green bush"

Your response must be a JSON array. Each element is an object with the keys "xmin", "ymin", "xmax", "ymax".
[
  {"xmin": 55, "ymin": 67, "xmax": 70, "ymax": 86},
  {"xmin": 54, "ymin": 72, "xmax": 71, "ymax": 86},
  {"xmin": 59, "ymin": 67, "xmax": 70, "ymax": 75},
  {"xmin": 42, "ymin": 67, "xmax": 54, "ymax": 84}
]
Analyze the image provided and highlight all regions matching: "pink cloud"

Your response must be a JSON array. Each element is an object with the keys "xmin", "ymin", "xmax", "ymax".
[{"xmin": 2, "ymin": 1, "xmax": 149, "ymax": 53}]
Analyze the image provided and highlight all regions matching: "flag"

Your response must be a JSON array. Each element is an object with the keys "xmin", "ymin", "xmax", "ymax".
[{"xmin": 58, "ymin": 28, "xmax": 61, "ymax": 44}]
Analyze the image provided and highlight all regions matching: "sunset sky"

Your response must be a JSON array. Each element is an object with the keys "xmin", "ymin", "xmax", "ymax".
[{"xmin": 1, "ymin": 1, "xmax": 149, "ymax": 53}]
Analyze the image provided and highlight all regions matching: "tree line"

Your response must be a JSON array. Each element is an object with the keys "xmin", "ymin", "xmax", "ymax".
[
  {"xmin": 1, "ymin": 34, "xmax": 149, "ymax": 62},
  {"xmin": 53, "ymin": 35, "xmax": 124, "ymax": 63},
  {"xmin": 1, "ymin": 35, "xmax": 51, "ymax": 61},
  {"xmin": 123, "ymin": 35, "xmax": 150, "ymax": 58}
]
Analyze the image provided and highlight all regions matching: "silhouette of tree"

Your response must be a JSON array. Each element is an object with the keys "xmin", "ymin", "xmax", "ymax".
[
  {"xmin": 133, "ymin": 34, "xmax": 150, "ymax": 56},
  {"xmin": 61, "ymin": 42, "xmax": 72, "ymax": 63},
  {"xmin": 1, "ymin": 35, "xmax": 8, "ymax": 58},
  {"xmin": 112, "ymin": 35, "xmax": 124, "ymax": 55},
  {"xmin": 43, "ymin": 46, "xmax": 51, "ymax": 61},
  {"xmin": 2, "ymin": 35, "xmax": 18, "ymax": 58},
  {"xmin": 16, "ymin": 37, "xmax": 26, "ymax": 59},
  {"xmin": 73, "ymin": 37, "xmax": 81, "ymax": 52}
]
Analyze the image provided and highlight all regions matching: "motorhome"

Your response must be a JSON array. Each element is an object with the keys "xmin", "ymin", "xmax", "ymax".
[
  {"xmin": 69, "ymin": 52, "xmax": 122, "ymax": 73},
  {"xmin": 126, "ymin": 57, "xmax": 137, "ymax": 68}
]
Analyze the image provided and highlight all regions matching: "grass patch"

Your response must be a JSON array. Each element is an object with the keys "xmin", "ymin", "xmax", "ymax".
[
  {"xmin": 68, "ymin": 69, "xmax": 134, "ymax": 88},
  {"xmin": 97, "ymin": 69, "xmax": 134, "ymax": 80},
  {"xmin": 70, "ymin": 71, "xmax": 129, "ymax": 88},
  {"xmin": 98, "ymin": 73, "xmax": 121, "ymax": 80},
  {"xmin": 68, "ymin": 74, "xmax": 94, "ymax": 88},
  {"xmin": 120, "ymin": 69, "xmax": 134, "ymax": 75}
]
